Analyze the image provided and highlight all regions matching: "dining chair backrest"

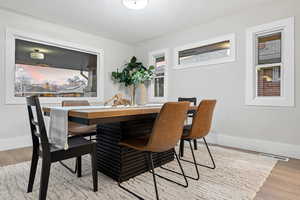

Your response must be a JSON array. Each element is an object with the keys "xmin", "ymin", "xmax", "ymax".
[
  {"xmin": 146, "ymin": 102, "xmax": 190, "ymax": 152},
  {"xmin": 178, "ymin": 97, "xmax": 197, "ymax": 106},
  {"xmin": 178, "ymin": 97, "xmax": 197, "ymax": 117},
  {"xmin": 188, "ymin": 100, "xmax": 217, "ymax": 139},
  {"xmin": 26, "ymin": 96, "xmax": 50, "ymax": 153},
  {"xmin": 62, "ymin": 100, "xmax": 90, "ymax": 107}
]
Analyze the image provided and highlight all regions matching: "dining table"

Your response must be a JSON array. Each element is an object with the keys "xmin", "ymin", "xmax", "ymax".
[{"xmin": 43, "ymin": 104, "xmax": 197, "ymax": 182}]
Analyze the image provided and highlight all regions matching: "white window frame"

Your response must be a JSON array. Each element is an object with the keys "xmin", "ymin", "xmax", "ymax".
[
  {"xmin": 173, "ymin": 33, "xmax": 236, "ymax": 70},
  {"xmin": 148, "ymin": 49, "xmax": 169, "ymax": 102},
  {"xmin": 5, "ymin": 28, "xmax": 105, "ymax": 104},
  {"xmin": 245, "ymin": 17, "xmax": 294, "ymax": 107},
  {"xmin": 272, "ymin": 66, "xmax": 280, "ymax": 82}
]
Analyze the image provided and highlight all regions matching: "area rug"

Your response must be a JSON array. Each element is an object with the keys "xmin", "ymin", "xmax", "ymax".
[{"xmin": 0, "ymin": 145, "xmax": 277, "ymax": 200}]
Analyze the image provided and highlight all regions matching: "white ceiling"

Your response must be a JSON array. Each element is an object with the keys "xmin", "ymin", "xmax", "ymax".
[{"xmin": 0, "ymin": 0, "xmax": 276, "ymax": 44}]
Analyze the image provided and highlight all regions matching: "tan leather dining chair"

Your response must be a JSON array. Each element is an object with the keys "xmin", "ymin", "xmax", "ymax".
[
  {"xmin": 179, "ymin": 100, "xmax": 217, "ymax": 180},
  {"xmin": 118, "ymin": 102, "xmax": 190, "ymax": 200},
  {"xmin": 60, "ymin": 100, "xmax": 97, "ymax": 177}
]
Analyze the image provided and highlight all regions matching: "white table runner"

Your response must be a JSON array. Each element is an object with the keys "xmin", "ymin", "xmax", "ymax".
[
  {"xmin": 49, "ymin": 106, "xmax": 111, "ymax": 150},
  {"xmin": 49, "ymin": 108, "xmax": 69, "ymax": 150}
]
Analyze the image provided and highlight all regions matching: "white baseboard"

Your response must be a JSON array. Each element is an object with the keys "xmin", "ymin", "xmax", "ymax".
[
  {"xmin": 1, "ymin": 132, "xmax": 300, "ymax": 160},
  {"xmin": 205, "ymin": 132, "xmax": 300, "ymax": 159},
  {"xmin": 0, "ymin": 135, "xmax": 32, "ymax": 151}
]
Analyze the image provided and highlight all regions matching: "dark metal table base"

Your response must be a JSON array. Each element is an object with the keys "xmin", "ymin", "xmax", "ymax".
[{"xmin": 96, "ymin": 116, "xmax": 175, "ymax": 182}]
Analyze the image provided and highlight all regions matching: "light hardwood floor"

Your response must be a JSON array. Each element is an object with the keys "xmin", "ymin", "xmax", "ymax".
[{"xmin": 0, "ymin": 146, "xmax": 299, "ymax": 200}]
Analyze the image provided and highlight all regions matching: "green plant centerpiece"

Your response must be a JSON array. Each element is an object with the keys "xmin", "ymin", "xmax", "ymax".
[{"xmin": 112, "ymin": 56, "xmax": 155, "ymax": 105}]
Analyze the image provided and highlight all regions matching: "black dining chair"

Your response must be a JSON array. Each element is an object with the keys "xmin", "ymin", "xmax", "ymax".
[
  {"xmin": 26, "ymin": 96, "xmax": 98, "ymax": 200},
  {"xmin": 178, "ymin": 97, "xmax": 197, "ymax": 157},
  {"xmin": 59, "ymin": 100, "xmax": 97, "ymax": 176}
]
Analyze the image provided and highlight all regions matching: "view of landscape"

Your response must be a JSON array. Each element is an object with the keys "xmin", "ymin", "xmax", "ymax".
[{"xmin": 15, "ymin": 64, "xmax": 89, "ymax": 97}]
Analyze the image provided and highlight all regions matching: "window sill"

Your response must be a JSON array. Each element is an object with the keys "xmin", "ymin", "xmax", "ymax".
[
  {"xmin": 174, "ymin": 57, "xmax": 235, "ymax": 70},
  {"xmin": 245, "ymin": 97, "xmax": 294, "ymax": 107},
  {"xmin": 5, "ymin": 96, "xmax": 104, "ymax": 105}
]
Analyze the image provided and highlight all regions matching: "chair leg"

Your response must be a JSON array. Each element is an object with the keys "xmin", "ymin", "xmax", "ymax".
[
  {"xmin": 118, "ymin": 150, "xmax": 188, "ymax": 200},
  {"xmin": 161, "ymin": 143, "xmax": 199, "ymax": 180},
  {"xmin": 159, "ymin": 149, "xmax": 189, "ymax": 187},
  {"xmin": 59, "ymin": 159, "xmax": 77, "ymax": 174},
  {"xmin": 180, "ymin": 137, "xmax": 216, "ymax": 170},
  {"xmin": 77, "ymin": 156, "xmax": 82, "ymax": 178},
  {"xmin": 179, "ymin": 139, "xmax": 184, "ymax": 157},
  {"xmin": 148, "ymin": 152, "xmax": 160, "ymax": 200},
  {"xmin": 118, "ymin": 182, "xmax": 145, "ymax": 200},
  {"xmin": 118, "ymin": 152, "xmax": 156, "ymax": 200},
  {"xmin": 202, "ymin": 138, "xmax": 216, "ymax": 169},
  {"xmin": 187, "ymin": 140, "xmax": 200, "ymax": 180},
  {"xmin": 193, "ymin": 139, "xmax": 198, "ymax": 150},
  {"xmin": 39, "ymin": 158, "xmax": 51, "ymax": 200},
  {"xmin": 91, "ymin": 146, "xmax": 98, "ymax": 192},
  {"xmin": 27, "ymin": 147, "xmax": 39, "ymax": 193}
]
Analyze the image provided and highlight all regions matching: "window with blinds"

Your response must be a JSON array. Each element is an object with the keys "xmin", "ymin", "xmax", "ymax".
[
  {"xmin": 256, "ymin": 32, "xmax": 282, "ymax": 97},
  {"xmin": 245, "ymin": 17, "xmax": 294, "ymax": 107},
  {"xmin": 174, "ymin": 34, "xmax": 235, "ymax": 69},
  {"xmin": 178, "ymin": 40, "xmax": 230, "ymax": 65},
  {"xmin": 148, "ymin": 49, "xmax": 168, "ymax": 101},
  {"xmin": 154, "ymin": 56, "xmax": 166, "ymax": 97}
]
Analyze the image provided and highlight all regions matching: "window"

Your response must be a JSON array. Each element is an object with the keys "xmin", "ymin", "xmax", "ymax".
[
  {"xmin": 15, "ymin": 39, "xmax": 97, "ymax": 98},
  {"xmin": 148, "ymin": 49, "xmax": 168, "ymax": 102},
  {"xmin": 174, "ymin": 34, "xmax": 235, "ymax": 69},
  {"xmin": 245, "ymin": 17, "xmax": 294, "ymax": 106},
  {"xmin": 256, "ymin": 32, "xmax": 282, "ymax": 97},
  {"xmin": 5, "ymin": 28, "xmax": 104, "ymax": 104},
  {"xmin": 153, "ymin": 56, "xmax": 165, "ymax": 97}
]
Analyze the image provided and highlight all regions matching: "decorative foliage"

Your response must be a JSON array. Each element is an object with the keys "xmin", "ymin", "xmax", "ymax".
[{"xmin": 112, "ymin": 56, "xmax": 155, "ymax": 87}]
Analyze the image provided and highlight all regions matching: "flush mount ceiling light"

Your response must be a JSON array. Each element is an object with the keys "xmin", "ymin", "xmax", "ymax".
[
  {"xmin": 30, "ymin": 49, "xmax": 44, "ymax": 60},
  {"xmin": 123, "ymin": 0, "xmax": 148, "ymax": 10}
]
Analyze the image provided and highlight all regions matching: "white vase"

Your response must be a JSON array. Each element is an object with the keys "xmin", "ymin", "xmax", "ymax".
[
  {"xmin": 130, "ymin": 85, "xmax": 136, "ymax": 106},
  {"xmin": 136, "ymin": 83, "xmax": 147, "ymax": 105}
]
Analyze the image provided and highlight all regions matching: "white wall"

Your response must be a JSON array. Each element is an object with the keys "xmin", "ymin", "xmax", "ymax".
[
  {"xmin": 0, "ymin": 9, "xmax": 134, "ymax": 150},
  {"xmin": 135, "ymin": 0, "xmax": 300, "ymax": 158},
  {"xmin": 1, "ymin": 1, "xmax": 300, "ymax": 159}
]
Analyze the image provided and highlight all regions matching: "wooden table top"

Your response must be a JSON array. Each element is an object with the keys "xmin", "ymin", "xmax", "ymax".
[{"xmin": 43, "ymin": 105, "xmax": 197, "ymax": 120}]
